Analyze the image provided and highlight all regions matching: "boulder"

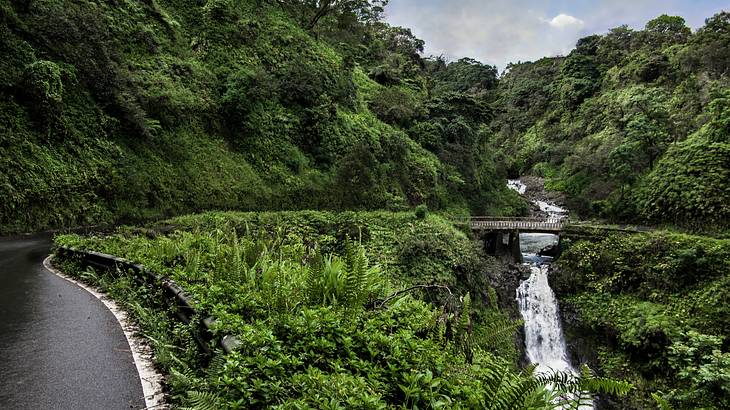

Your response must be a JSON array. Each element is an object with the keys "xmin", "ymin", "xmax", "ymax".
[{"xmin": 538, "ymin": 243, "xmax": 559, "ymax": 258}]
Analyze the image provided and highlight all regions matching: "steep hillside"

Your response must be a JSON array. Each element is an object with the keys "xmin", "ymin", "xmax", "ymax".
[
  {"xmin": 0, "ymin": 0, "xmax": 524, "ymax": 233},
  {"xmin": 553, "ymin": 231, "xmax": 730, "ymax": 408},
  {"xmin": 494, "ymin": 13, "xmax": 730, "ymax": 230}
]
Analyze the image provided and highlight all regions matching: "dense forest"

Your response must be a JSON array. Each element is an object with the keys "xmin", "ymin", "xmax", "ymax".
[
  {"xmin": 2, "ymin": 0, "xmax": 729, "ymax": 409},
  {"xmin": 554, "ymin": 230, "xmax": 730, "ymax": 409},
  {"xmin": 0, "ymin": 0, "xmax": 526, "ymax": 234},
  {"xmin": 495, "ymin": 13, "xmax": 730, "ymax": 229},
  {"xmin": 2, "ymin": 1, "xmax": 728, "ymax": 233},
  {"xmin": 55, "ymin": 211, "xmax": 631, "ymax": 408}
]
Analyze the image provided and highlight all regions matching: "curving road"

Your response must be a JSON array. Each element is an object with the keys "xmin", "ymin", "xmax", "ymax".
[{"xmin": 0, "ymin": 235, "xmax": 145, "ymax": 409}]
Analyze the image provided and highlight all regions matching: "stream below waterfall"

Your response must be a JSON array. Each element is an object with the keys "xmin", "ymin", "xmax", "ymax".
[{"xmin": 508, "ymin": 179, "xmax": 592, "ymax": 408}]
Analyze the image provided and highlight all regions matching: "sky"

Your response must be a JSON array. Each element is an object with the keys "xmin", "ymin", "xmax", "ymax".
[{"xmin": 384, "ymin": 0, "xmax": 728, "ymax": 70}]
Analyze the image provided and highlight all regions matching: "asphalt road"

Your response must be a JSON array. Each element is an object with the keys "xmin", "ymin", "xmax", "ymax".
[{"xmin": 0, "ymin": 235, "xmax": 145, "ymax": 409}]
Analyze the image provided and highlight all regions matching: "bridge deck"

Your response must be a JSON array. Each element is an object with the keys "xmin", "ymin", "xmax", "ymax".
[{"xmin": 458, "ymin": 217, "xmax": 566, "ymax": 232}]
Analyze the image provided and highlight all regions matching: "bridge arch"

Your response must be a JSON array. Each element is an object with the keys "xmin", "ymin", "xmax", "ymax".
[{"xmin": 456, "ymin": 217, "xmax": 566, "ymax": 263}]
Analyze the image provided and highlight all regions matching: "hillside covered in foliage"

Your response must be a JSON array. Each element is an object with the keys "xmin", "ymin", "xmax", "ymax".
[
  {"xmin": 494, "ymin": 13, "xmax": 730, "ymax": 230},
  {"xmin": 55, "ymin": 211, "xmax": 630, "ymax": 408},
  {"xmin": 0, "ymin": 0, "xmax": 525, "ymax": 234},
  {"xmin": 553, "ymin": 231, "xmax": 730, "ymax": 409},
  {"xmin": 7, "ymin": 1, "xmax": 728, "ymax": 408}
]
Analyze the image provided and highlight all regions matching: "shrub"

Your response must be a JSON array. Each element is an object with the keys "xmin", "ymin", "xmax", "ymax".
[
  {"xmin": 55, "ymin": 211, "xmax": 631, "ymax": 408},
  {"xmin": 414, "ymin": 204, "xmax": 428, "ymax": 219}
]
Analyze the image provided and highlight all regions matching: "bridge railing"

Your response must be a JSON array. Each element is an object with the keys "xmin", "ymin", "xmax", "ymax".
[{"xmin": 454, "ymin": 217, "xmax": 566, "ymax": 231}]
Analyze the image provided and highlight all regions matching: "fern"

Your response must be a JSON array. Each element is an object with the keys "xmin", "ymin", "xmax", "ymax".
[
  {"xmin": 481, "ymin": 361, "xmax": 542, "ymax": 410},
  {"xmin": 487, "ymin": 286, "xmax": 499, "ymax": 310},
  {"xmin": 169, "ymin": 367, "xmax": 197, "ymax": 393},
  {"xmin": 345, "ymin": 247, "xmax": 367, "ymax": 308},
  {"xmin": 305, "ymin": 243, "xmax": 382, "ymax": 309},
  {"xmin": 180, "ymin": 390, "xmax": 221, "ymax": 410},
  {"xmin": 479, "ymin": 318, "xmax": 524, "ymax": 351},
  {"xmin": 344, "ymin": 236, "xmax": 356, "ymax": 271},
  {"xmin": 532, "ymin": 365, "xmax": 633, "ymax": 409},
  {"xmin": 652, "ymin": 392, "xmax": 675, "ymax": 410},
  {"xmin": 576, "ymin": 365, "xmax": 633, "ymax": 396},
  {"xmin": 305, "ymin": 250, "xmax": 324, "ymax": 305},
  {"xmin": 457, "ymin": 293, "xmax": 472, "ymax": 339},
  {"xmin": 455, "ymin": 293, "xmax": 474, "ymax": 362}
]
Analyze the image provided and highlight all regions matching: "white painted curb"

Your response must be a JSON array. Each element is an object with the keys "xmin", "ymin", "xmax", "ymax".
[{"xmin": 44, "ymin": 256, "xmax": 168, "ymax": 410}]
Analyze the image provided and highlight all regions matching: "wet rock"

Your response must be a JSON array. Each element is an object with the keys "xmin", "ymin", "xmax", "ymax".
[
  {"xmin": 538, "ymin": 243, "xmax": 559, "ymax": 258},
  {"xmin": 486, "ymin": 261, "xmax": 530, "ymax": 320},
  {"xmin": 520, "ymin": 175, "xmax": 568, "ymax": 210}
]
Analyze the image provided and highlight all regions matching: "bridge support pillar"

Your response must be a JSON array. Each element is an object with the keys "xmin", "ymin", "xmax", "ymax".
[{"xmin": 482, "ymin": 231, "xmax": 522, "ymax": 264}]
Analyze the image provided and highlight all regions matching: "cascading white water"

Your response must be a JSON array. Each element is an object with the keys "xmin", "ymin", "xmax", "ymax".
[
  {"xmin": 507, "ymin": 179, "xmax": 527, "ymax": 195},
  {"xmin": 508, "ymin": 179, "xmax": 574, "ymax": 374},
  {"xmin": 517, "ymin": 264, "xmax": 575, "ymax": 375},
  {"xmin": 508, "ymin": 178, "xmax": 592, "ymax": 408},
  {"xmin": 509, "ymin": 179, "xmax": 575, "ymax": 375}
]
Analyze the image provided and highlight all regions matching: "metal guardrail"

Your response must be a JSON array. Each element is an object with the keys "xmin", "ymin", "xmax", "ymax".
[{"xmin": 55, "ymin": 246, "xmax": 240, "ymax": 354}]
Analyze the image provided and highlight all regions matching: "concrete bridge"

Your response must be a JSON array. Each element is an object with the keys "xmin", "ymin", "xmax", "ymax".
[
  {"xmin": 464, "ymin": 217, "xmax": 566, "ymax": 233},
  {"xmin": 455, "ymin": 217, "xmax": 567, "ymax": 263},
  {"xmin": 456, "ymin": 217, "xmax": 650, "ymax": 263}
]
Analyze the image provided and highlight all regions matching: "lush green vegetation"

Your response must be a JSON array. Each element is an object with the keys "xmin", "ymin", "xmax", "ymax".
[
  {"xmin": 0, "ymin": 0, "xmax": 527, "ymax": 234},
  {"xmin": 494, "ymin": 13, "xmax": 730, "ymax": 230},
  {"xmin": 3, "ymin": 1, "xmax": 726, "ymax": 233},
  {"xmin": 55, "ymin": 211, "xmax": 630, "ymax": 408},
  {"xmin": 553, "ymin": 231, "xmax": 730, "ymax": 409},
  {"xmin": 7, "ymin": 1, "xmax": 729, "ymax": 408}
]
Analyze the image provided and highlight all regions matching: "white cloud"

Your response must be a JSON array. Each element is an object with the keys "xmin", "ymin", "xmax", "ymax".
[
  {"xmin": 546, "ymin": 14, "xmax": 585, "ymax": 29},
  {"xmin": 383, "ymin": 0, "xmax": 724, "ymax": 71},
  {"xmin": 385, "ymin": 0, "xmax": 586, "ymax": 70}
]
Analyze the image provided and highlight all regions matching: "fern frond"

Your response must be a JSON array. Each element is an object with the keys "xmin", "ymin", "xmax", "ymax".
[
  {"xmin": 345, "ymin": 247, "xmax": 367, "ymax": 308},
  {"xmin": 577, "ymin": 367, "xmax": 633, "ymax": 396},
  {"xmin": 306, "ymin": 250, "xmax": 324, "ymax": 305},
  {"xmin": 479, "ymin": 319, "xmax": 523, "ymax": 350},
  {"xmin": 180, "ymin": 390, "xmax": 221, "ymax": 410},
  {"xmin": 487, "ymin": 286, "xmax": 499, "ymax": 310},
  {"xmin": 207, "ymin": 351, "xmax": 227, "ymax": 377},
  {"xmin": 344, "ymin": 236, "xmax": 355, "ymax": 271},
  {"xmin": 485, "ymin": 370, "xmax": 539, "ymax": 410},
  {"xmin": 458, "ymin": 293, "xmax": 472, "ymax": 338},
  {"xmin": 652, "ymin": 392, "xmax": 674, "ymax": 410}
]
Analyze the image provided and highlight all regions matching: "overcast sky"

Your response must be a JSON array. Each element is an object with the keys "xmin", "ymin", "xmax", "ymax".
[{"xmin": 384, "ymin": 0, "xmax": 728, "ymax": 70}]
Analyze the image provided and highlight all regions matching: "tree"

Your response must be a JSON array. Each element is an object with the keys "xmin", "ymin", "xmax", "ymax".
[
  {"xmin": 644, "ymin": 14, "xmax": 691, "ymax": 47},
  {"xmin": 23, "ymin": 60, "xmax": 64, "ymax": 125},
  {"xmin": 559, "ymin": 53, "xmax": 600, "ymax": 107},
  {"xmin": 365, "ymin": 24, "xmax": 425, "ymax": 85},
  {"xmin": 683, "ymin": 11, "xmax": 730, "ymax": 77},
  {"xmin": 635, "ymin": 123, "xmax": 730, "ymax": 229},
  {"xmin": 610, "ymin": 86, "xmax": 671, "ymax": 169},
  {"xmin": 281, "ymin": 0, "xmax": 389, "ymax": 30},
  {"xmin": 597, "ymin": 25, "xmax": 637, "ymax": 68},
  {"xmin": 430, "ymin": 57, "xmax": 498, "ymax": 96}
]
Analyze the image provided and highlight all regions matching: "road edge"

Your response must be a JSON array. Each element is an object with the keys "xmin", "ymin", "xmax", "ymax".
[{"xmin": 43, "ymin": 255, "xmax": 168, "ymax": 410}]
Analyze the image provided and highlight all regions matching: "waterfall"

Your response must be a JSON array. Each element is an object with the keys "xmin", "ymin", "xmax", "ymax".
[
  {"xmin": 508, "ymin": 178, "xmax": 592, "ymax": 408},
  {"xmin": 507, "ymin": 179, "xmax": 527, "ymax": 195},
  {"xmin": 517, "ymin": 264, "xmax": 575, "ymax": 375}
]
